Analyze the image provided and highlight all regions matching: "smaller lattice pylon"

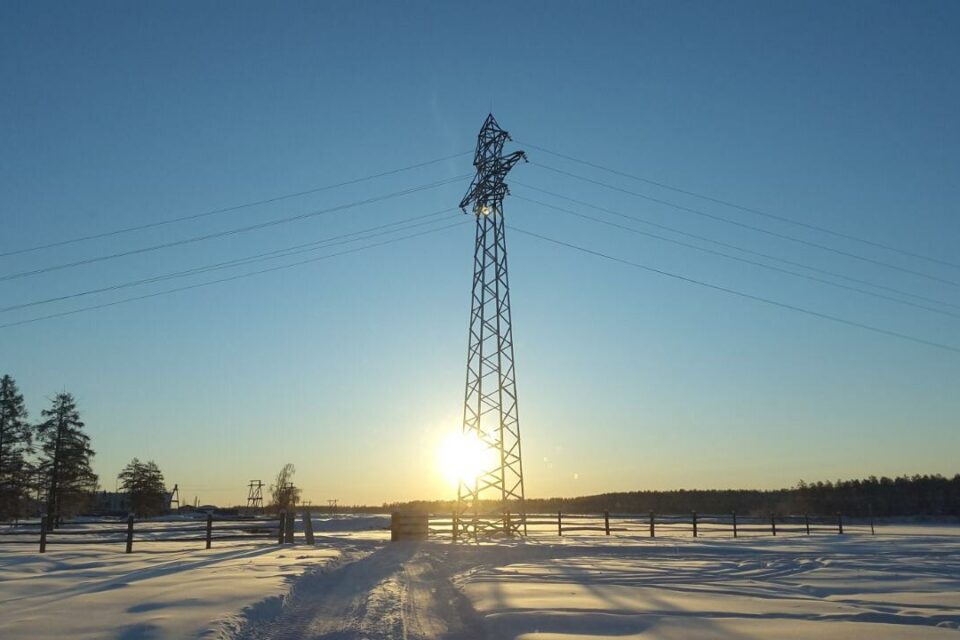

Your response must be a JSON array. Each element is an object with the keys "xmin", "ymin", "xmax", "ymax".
[
  {"xmin": 246, "ymin": 480, "xmax": 264, "ymax": 513},
  {"xmin": 169, "ymin": 484, "xmax": 181, "ymax": 512}
]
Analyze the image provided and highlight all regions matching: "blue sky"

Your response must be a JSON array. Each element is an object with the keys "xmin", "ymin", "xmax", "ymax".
[{"xmin": 1, "ymin": 1, "xmax": 958, "ymax": 505}]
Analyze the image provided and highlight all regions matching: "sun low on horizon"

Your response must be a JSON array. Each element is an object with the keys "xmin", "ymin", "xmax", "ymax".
[{"xmin": 436, "ymin": 430, "xmax": 497, "ymax": 492}]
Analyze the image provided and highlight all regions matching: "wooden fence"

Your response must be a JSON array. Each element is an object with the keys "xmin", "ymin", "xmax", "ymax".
[
  {"xmin": 422, "ymin": 511, "xmax": 875, "ymax": 540},
  {"xmin": 0, "ymin": 513, "xmax": 285, "ymax": 553}
]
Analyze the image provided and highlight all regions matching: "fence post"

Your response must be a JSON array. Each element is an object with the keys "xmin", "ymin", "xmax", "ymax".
[
  {"xmin": 604, "ymin": 511, "xmax": 610, "ymax": 536},
  {"xmin": 277, "ymin": 511, "xmax": 285, "ymax": 544},
  {"xmin": 452, "ymin": 511, "xmax": 458, "ymax": 542},
  {"xmin": 205, "ymin": 513, "xmax": 213, "ymax": 549},
  {"xmin": 805, "ymin": 514, "xmax": 810, "ymax": 536},
  {"xmin": 649, "ymin": 511, "xmax": 655, "ymax": 538},
  {"xmin": 39, "ymin": 516, "xmax": 47, "ymax": 553},
  {"xmin": 732, "ymin": 511, "xmax": 737, "ymax": 538},
  {"xmin": 770, "ymin": 513, "xmax": 777, "ymax": 537},
  {"xmin": 837, "ymin": 513, "xmax": 844, "ymax": 535},
  {"xmin": 284, "ymin": 511, "xmax": 295, "ymax": 543},
  {"xmin": 692, "ymin": 511, "xmax": 698, "ymax": 538},
  {"xmin": 303, "ymin": 509, "xmax": 315, "ymax": 545},
  {"xmin": 557, "ymin": 511, "xmax": 562, "ymax": 536},
  {"xmin": 125, "ymin": 514, "xmax": 135, "ymax": 553}
]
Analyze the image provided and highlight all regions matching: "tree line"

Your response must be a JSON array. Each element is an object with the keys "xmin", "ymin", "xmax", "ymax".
[
  {"xmin": 384, "ymin": 474, "xmax": 960, "ymax": 517},
  {"xmin": 520, "ymin": 475, "xmax": 960, "ymax": 517}
]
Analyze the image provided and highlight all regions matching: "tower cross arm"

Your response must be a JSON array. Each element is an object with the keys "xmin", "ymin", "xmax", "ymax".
[
  {"xmin": 459, "ymin": 114, "xmax": 527, "ymax": 214},
  {"xmin": 459, "ymin": 150, "xmax": 527, "ymax": 213}
]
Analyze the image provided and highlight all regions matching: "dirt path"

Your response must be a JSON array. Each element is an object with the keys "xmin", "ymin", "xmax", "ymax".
[{"xmin": 237, "ymin": 542, "xmax": 483, "ymax": 640}]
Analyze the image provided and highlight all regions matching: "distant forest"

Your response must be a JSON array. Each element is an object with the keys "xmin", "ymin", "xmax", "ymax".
[{"xmin": 382, "ymin": 474, "xmax": 960, "ymax": 518}]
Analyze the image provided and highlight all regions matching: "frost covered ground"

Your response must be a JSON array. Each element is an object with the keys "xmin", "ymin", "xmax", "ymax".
[{"xmin": 1, "ymin": 519, "xmax": 959, "ymax": 639}]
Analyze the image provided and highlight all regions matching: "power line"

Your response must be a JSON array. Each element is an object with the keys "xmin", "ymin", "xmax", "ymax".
[
  {"xmin": 0, "ymin": 219, "xmax": 469, "ymax": 330},
  {"xmin": 0, "ymin": 175, "xmax": 469, "ymax": 283},
  {"xmin": 515, "ymin": 194, "xmax": 960, "ymax": 320},
  {"xmin": 510, "ymin": 225, "xmax": 960, "ymax": 355},
  {"xmin": 0, "ymin": 150, "xmax": 471, "ymax": 259},
  {"xmin": 519, "ymin": 140, "xmax": 960, "ymax": 271},
  {"xmin": 513, "ymin": 182, "xmax": 960, "ymax": 312},
  {"xmin": 530, "ymin": 162, "xmax": 960, "ymax": 289},
  {"xmin": 0, "ymin": 209, "xmax": 456, "ymax": 314}
]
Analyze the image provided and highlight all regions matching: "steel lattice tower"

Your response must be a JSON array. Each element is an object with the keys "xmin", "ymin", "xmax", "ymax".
[
  {"xmin": 455, "ymin": 114, "xmax": 528, "ymax": 538},
  {"xmin": 246, "ymin": 480, "xmax": 263, "ymax": 513}
]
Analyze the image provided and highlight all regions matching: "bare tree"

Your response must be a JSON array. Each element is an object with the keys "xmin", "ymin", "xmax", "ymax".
[{"xmin": 270, "ymin": 463, "xmax": 301, "ymax": 511}]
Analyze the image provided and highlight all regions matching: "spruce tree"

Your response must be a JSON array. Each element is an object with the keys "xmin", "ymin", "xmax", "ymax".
[
  {"xmin": 118, "ymin": 458, "xmax": 167, "ymax": 517},
  {"xmin": 0, "ymin": 375, "xmax": 32, "ymax": 520},
  {"xmin": 36, "ymin": 392, "xmax": 97, "ymax": 526}
]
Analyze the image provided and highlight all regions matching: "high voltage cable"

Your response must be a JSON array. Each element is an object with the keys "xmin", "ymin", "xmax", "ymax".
[
  {"xmin": 0, "ymin": 209, "xmax": 456, "ymax": 314},
  {"xmin": 0, "ymin": 175, "xmax": 469, "ymax": 283},
  {"xmin": 513, "ymin": 182, "xmax": 960, "ymax": 312},
  {"xmin": 0, "ymin": 219, "xmax": 469, "ymax": 330},
  {"xmin": 0, "ymin": 150, "xmax": 472, "ymax": 259},
  {"xmin": 515, "ymin": 194, "xmax": 960, "ymax": 320},
  {"xmin": 530, "ymin": 162, "xmax": 960, "ymax": 289},
  {"xmin": 509, "ymin": 226, "xmax": 960, "ymax": 355},
  {"xmin": 519, "ymin": 140, "xmax": 960, "ymax": 271}
]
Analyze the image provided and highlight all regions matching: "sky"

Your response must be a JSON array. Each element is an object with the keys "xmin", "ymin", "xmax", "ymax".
[{"xmin": 1, "ymin": 1, "xmax": 959, "ymax": 506}]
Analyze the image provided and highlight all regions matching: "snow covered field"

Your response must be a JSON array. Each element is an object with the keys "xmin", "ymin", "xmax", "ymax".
[
  {"xmin": 456, "ymin": 527, "xmax": 960, "ymax": 639},
  {"xmin": 1, "ymin": 519, "xmax": 958, "ymax": 639}
]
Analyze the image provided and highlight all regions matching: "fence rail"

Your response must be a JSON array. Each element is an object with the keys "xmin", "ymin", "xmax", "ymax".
[
  {"xmin": 0, "ymin": 513, "xmax": 284, "ymax": 553},
  {"xmin": 431, "ymin": 510, "xmax": 875, "ymax": 540}
]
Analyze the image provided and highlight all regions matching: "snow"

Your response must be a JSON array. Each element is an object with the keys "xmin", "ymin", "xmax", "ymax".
[
  {"xmin": 308, "ymin": 514, "xmax": 390, "ymax": 532},
  {"xmin": 455, "ymin": 526, "xmax": 960, "ymax": 639},
  {"xmin": 1, "ymin": 520, "xmax": 958, "ymax": 639},
  {"xmin": 0, "ymin": 539, "xmax": 338, "ymax": 639}
]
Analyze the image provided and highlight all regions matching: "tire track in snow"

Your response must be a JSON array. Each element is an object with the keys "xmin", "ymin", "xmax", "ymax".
[{"xmin": 236, "ymin": 543, "xmax": 483, "ymax": 640}]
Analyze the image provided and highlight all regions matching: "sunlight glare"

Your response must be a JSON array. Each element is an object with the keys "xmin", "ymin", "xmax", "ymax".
[{"xmin": 438, "ymin": 430, "xmax": 495, "ymax": 489}]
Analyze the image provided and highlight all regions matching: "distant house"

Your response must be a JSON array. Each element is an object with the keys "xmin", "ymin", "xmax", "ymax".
[
  {"xmin": 91, "ymin": 490, "xmax": 177, "ymax": 516},
  {"xmin": 92, "ymin": 491, "xmax": 130, "ymax": 515}
]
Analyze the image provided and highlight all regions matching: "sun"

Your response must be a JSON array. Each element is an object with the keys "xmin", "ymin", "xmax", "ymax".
[{"xmin": 437, "ymin": 430, "xmax": 495, "ymax": 490}]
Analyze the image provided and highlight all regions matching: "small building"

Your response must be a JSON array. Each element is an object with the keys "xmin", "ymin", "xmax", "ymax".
[{"xmin": 92, "ymin": 491, "xmax": 130, "ymax": 516}]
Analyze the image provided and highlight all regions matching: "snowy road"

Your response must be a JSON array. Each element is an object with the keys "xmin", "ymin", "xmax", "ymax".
[{"xmin": 237, "ymin": 542, "xmax": 484, "ymax": 640}]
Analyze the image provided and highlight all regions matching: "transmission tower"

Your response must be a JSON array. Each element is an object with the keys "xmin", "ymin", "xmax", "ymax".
[
  {"xmin": 169, "ymin": 484, "xmax": 180, "ymax": 512},
  {"xmin": 246, "ymin": 480, "xmax": 263, "ymax": 513},
  {"xmin": 455, "ymin": 114, "xmax": 528, "ymax": 538}
]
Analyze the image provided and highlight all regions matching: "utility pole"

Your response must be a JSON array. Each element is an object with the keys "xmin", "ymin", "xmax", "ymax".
[{"xmin": 455, "ymin": 114, "xmax": 528, "ymax": 539}]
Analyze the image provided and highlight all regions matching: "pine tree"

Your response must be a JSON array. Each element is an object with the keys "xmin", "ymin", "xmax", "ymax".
[
  {"xmin": 0, "ymin": 375, "xmax": 33, "ymax": 520},
  {"xmin": 118, "ymin": 458, "xmax": 167, "ymax": 517},
  {"xmin": 36, "ymin": 392, "xmax": 97, "ymax": 526}
]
